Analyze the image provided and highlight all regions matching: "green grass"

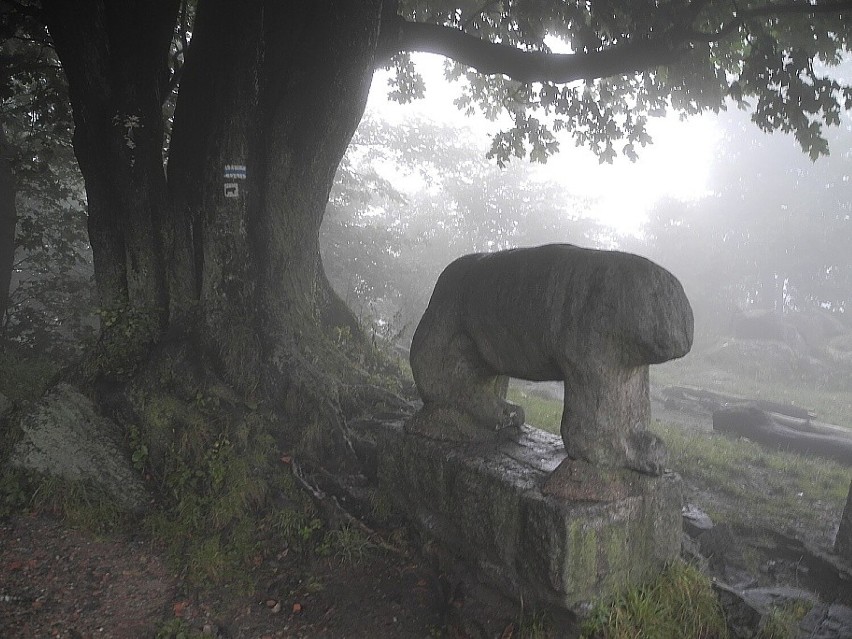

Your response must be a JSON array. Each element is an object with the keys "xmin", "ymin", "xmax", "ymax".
[
  {"xmin": 757, "ymin": 601, "xmax": 812, "ymax": 639},
  {"xmin": 652, "ymin": 420, "xmax": 848, "ymax": 534},
  {"xmin": 507, "ymin": 385, "xmax": 849, "ymax": 542},
  {"xmin": 507, "ymin": 386, "xmax": 562, "ymax": 435},
  {"xmin": 581, "ymin": 560, "xmax": 729, "ymax": 639}
]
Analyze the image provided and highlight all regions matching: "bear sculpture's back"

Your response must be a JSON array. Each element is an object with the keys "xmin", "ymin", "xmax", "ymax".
[{"xmin": 408, "ymin": 243, "xmax": 694, "ymax": 475}]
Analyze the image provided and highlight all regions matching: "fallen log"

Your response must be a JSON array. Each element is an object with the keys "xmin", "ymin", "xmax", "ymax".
[
  {"xmin": 663, "ymin": 385, "xmax": 815, "ymax": 420},
  {"xmin": 712, "ymin": 406, "xmax": 852, "ymax": 466}
]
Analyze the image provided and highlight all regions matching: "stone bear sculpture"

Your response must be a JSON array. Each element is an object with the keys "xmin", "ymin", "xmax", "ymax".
[{"xmin": 408, "ymin": 243, "xmax": 693, "ymax": 475}]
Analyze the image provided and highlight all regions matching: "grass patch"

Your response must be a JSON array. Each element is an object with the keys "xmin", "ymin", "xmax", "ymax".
[
  {"xmin": 652, "ymin": 420, "xmax": 848, "ymax": 532},
  {"xmin": 320, "ymin": 524, "xmax": 372, "ymax": 566},
  {"xmin": 507, "ymin": 386, "xmax": 561, "ymax": 434},
  {"xmin": 757, "ymin": 600, "xmax": 812, "ymax": 639},
  {"xmin": 581, "ymin": 560, "xmax": 728, "ymax": 638},
  {"xmin": 137, "ymin": 404, "xmax": 322, "ymax": 590},
  {"xmin": 0, "ymin": 467, "xmax": 131, "ymax": 534},
  {"xmin": 156, "ymin": 618, "xmax": 206, "ymax": 639}
]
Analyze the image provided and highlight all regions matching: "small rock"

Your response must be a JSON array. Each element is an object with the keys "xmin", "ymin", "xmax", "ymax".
[
  {"xmin": 682, "ymin": 503, "xmax": 714, "ymax": 537},
  {"xmin": 697, "ymin": 523, "xmax": 744, "ymax": 572},
  {"xmin": 741, "ymin": 585, "xmax": 817, "ymax": 612},
  {"xmin": 713, "ymin": 582, "xmax": 762, "ymax": 639},
  {"xmin": 800, "ymin": 602, "xmax": 852, "ymax": 639}
]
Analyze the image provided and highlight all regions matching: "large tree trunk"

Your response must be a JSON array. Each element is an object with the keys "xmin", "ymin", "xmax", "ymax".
[
  {"xmin": 42, "ymin": 0, "xmax": 178, "ymax": 329},
  {"xmin": 167, "ymin": 0, "xmax": 381, "ymax": 403},
  {"xmin": 41, "ymin": 0, "xmax": 387, "ymax": 460},
  {"xmin": 0, "ymin": 125, "xmax": 15, "ymax": 327}
]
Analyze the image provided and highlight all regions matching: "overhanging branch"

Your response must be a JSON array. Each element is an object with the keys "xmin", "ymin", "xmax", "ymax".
[
  {"xmin": 387, "ymin": 0, "xmax": 852, "ymax": 84},
  {"xmin": 395, "ymin": 20, "xmax": 686, "ymax": 84}
]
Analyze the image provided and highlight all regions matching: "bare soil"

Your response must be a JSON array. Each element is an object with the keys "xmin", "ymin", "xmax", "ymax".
[{"xmin": 0, "ymin": 511, "xmax": 513, "ymax": 639}]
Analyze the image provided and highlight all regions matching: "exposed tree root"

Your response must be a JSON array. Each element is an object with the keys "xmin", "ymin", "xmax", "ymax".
[{"xmin": 290, "ymin": 458, "xmax": 405, "ymax": 558}]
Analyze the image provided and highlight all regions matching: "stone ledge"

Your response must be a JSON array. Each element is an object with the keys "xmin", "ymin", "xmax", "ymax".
[{"xmin": 352, "ymin": 420, "xmax": 682, "ymax": 613}]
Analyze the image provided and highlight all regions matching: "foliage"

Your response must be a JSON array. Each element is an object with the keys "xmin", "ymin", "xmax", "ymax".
[
  {"xmin": 323, "ymin": 112, "xmax": 607, "ymax": 339},
  {"xmin": 86, "ymin": 304, "xmax": 165, "ymax": 380},
  {"xmin": 0, "ymin": 7, "xmax": 94, "ymax": 355},
  {"xmin": 580, "ymin": 560, "xmax": 728, "ymax": 638},
  {"xmin": 625, "ymin": 106, "xmax": 852, "ymax": 342},
  {"xmin": 0, "ymin": 344, "xmax": 59, "ymax": 403},
  {"xmin": 395, "ymin": 0, "xmax": 851, "ymax": 165}
]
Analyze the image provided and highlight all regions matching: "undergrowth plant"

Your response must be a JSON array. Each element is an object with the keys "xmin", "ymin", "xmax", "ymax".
[
  {"xmin": 580, "ymin": 561, "xmax": 728, "ymax": 639},
  {"xmin": 136, "ymin": 401, "xmax": 320, "ymax": 590}
]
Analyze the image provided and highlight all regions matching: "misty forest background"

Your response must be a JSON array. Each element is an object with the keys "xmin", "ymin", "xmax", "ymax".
[{"xmin": 3, "ymin": 51, "xmax": 852, "ymax": 422}]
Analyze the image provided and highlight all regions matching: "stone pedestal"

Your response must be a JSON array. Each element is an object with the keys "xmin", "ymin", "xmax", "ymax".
[{"xmin": 353, "ymin": 420, "xmax": 682, "ymax": 613}]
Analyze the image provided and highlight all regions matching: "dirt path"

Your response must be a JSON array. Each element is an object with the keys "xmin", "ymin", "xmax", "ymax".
[
  {"xmin": 0, "ymin": 516, "xmax": 176, "ymax": 638},
  {"xmin": 0, "ymin": 513, "xmax": 515, "ymax": 638}
]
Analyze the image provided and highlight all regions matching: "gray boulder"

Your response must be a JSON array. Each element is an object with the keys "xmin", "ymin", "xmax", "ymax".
[{"xmin": 9, "ymin": 383, "xmax": 149, "ymax": 513}]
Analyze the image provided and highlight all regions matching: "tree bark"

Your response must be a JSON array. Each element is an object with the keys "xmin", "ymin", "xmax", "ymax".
[
  {"xmin": 0, "ymin": 125, "xmax": 15, "ymax": 327},
  {"xmin": 42, "ymin": 0, "xmax": 179, "ymax": 325},
  {"xmin": 41, "ymin": 0, "xmax": 384, "ymax": 446},
  {"xmin": 167, "ymin": 0, "xmax": 381, "ymax": 400},
  {"xmin": 712, "ymin": 405, "xmax": 852, "ymax": 465}
]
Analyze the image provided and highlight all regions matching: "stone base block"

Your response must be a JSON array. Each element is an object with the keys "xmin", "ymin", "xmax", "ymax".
[{"xmin": 353, "ymin": 420, "xmax": 682, "ymax": 613}]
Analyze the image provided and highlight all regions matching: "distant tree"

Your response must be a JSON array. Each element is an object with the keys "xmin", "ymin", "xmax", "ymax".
[
  {"xmin": 703, "ymin": 108, "xmax": 852, "ymax": 314},
  {"xmin": 0, "ymin": 6, "xmax": 92, "ymax": 351},
  {"xmin": 322, "ymin": 113, "xmax": 604, "ymax": 342},
  {"xmin": 633, "ymin": 106, "xmax": 852, "ymax": 341},
  {"xmin": 1, "ymin": 0, "xmax": 850, "ymax": 489}
]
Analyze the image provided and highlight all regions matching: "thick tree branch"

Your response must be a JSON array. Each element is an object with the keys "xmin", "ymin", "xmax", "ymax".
[
  {"xmin": 395, "ymin": 20, "xmax": 687, "ymax": 84},
  {"xmin": 385, "ymin": 0, "xmax": 852, "ymax": 84}
]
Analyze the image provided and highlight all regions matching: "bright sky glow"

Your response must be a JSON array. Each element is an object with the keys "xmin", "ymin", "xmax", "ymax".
[{"xmin": 366, "ymin": 53, "xmax": 721, "ymax": 235}]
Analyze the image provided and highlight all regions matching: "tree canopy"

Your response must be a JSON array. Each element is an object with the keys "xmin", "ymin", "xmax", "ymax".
[{"xmin": 385, "ymin": 0, "xmax": 852, "ymax": 163}]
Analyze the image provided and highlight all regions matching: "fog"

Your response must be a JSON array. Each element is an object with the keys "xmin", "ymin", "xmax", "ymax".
[{"xmin": 322, "ymin": 56, "xmax": 852, "ymax": 439}]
